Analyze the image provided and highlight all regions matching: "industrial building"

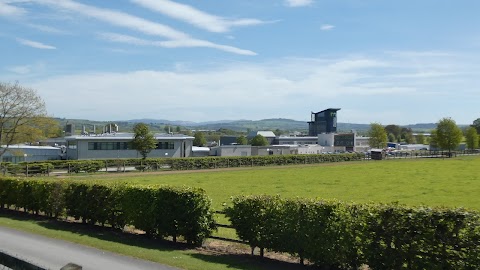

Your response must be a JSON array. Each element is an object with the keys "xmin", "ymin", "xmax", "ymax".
[
  {"xmin": 0, "ymin": 144, "xmax": 64, "ymax": 163},
  {"xmin": 65, "ymin": 133, "xmax": 194, "ymax": 160}
]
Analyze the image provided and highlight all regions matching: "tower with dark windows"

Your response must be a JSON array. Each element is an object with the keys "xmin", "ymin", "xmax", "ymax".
[{"xmin": 308, "ymin": 108, "xmax": 340, "ymax": 136}]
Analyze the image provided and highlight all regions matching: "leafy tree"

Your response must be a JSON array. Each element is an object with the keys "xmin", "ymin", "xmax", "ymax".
[
  {"xmin": 465, "ymin": 126, "xmax": 479, "ymax": 150},
  {"xmin": 472, "ymin": 118, "xmax": 480, "ymax": 134},
  {"xmin": 175, "ymin": 126, "xmax": 181, "ymax": 133},
  {"xmin": 384, "ymin": 125, "xmax": 402, "ymax": 141},
  {"xmin": 236, "ymin": 135, "xmax": 248, "ymax": 145},
  {"xmin": 387, "ymin": 133, "xmax": 396, "ymax": 143},
  {"xmin": 193, "ymin": 132, "xmax": 207, "ymax": 146},
  {"xmin": 368, "ymin": 123, "xmax": 387, "ymax": 149},
  {"xmin": 15, "ymin": 117, "xmax": 61, "ymax": 144},
  {"xmin": 404, "ymin": 132, "xmax": 416, "ymax": 144},
  {"xmin": 415, "ymin": 134, "xmax": 425, "ymax": 144},
  {"xmin": 164, "ymin": 125, "xmax": 171, "ymax": 133},
  {"xmin": 274, "ymin": 129, "xmax": 283, "ymax": 136},
  {"xmin": 250, "ymin": 134, "xmax": 269, "ymax": 146},
  {"xmin": 0, "ymin": 82, "xmax": 47, "ymax": 157},
  {"xmin": 433, "ymin": 117, "xmax": 463, "ymax": 155},
  {"xmin": 131, "ymin": 123, "xmax": 157, "ymax": 159}
]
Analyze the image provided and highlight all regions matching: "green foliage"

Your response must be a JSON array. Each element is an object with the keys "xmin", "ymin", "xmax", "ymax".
[
  {"xmin": 250, "ymin": 134, "xmax": 268, "ymax": 146},
  {"xmin": 368, "ymin": 123, "xmax": 387, "ymax": 149},
  {"xmin": 235, "ymin": 135, "xmax": 248, "ymax": 145},
  {"xmin": 67, "ymin": 160, "xmax": 104, "ymax": 173},
  {"xmin": 465, "ymin": 126, "xmax": 479, "ymax": 150},
  {"xmin": 415, "ymin": 133, "xmax": 425, "ymax": 144},
  {"xmin": 385, "ymin": 125, "xmax": 402, "ymax": 141},
  {"xmin": 434, "ymin": 118, "xmax": 463, "ymax": 154},
  {"xmin": 0, "ymin": 178, "xmax": 216, "ymax": 245},
  {"xmin": 226, "ymin": 196, "xmax": 480, "ymax": 269},
  {"xmin": 473, "ymin": 118, "xmax": 480, "ymax": 134},
  {"xmin": 132, "ymin": 123, "xmax": 157, "ymax": 159},
  {"xmin": 193, "ymin": 131, "xmax": 207, "ymax": 146}
]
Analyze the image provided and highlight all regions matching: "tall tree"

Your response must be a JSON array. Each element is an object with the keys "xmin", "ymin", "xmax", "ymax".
[
  {"xmin": 465, "ymin": 126, "xmax": 479, "ymax": 150},
  {"xmin": 250, "ymin": 134, "xmax": 269, "ymax": 146},
  {"xmin": 368, "ymin": 123, "xmax": 387, "ymax": 149},
  {"xmin": 0, "ymin": 82, "xmax": 47, "ymax": 157},
  {"xmin": 434, "ymin": 117, "xmax": 463, "ymax": 155},
  {"xmin": 131, "ymin": 123, "xmax": 157, "ymax": 159},
  {"xmin": 193, "ymin": 131, "xmax": 207, "ymax": 146},
  {"xmin": 15, "ymin": 117, "xmax": 61, "ymax": 144},
  {"xmin": 415, "ymin": 134, "xmax": 425, "ymax": 145},
  {"xmin": 236, "ymin": 135, "xmax": 248, "ymax": 145},
  {"xmin": 384, "ymin": 124, "xmax": 402, "ymax": 142},
  {"xmin": 472, "ymin": 118, "xmax": 480, "ymax": 134},
  {"xmin": 175, "ymin": 126, "xmax": 181, "ymax": 133}
]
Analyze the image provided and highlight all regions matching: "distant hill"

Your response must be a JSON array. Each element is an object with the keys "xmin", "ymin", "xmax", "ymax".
[{"xmin": 54, "ymin": 118, "xmax": 447, "ymax": 134}]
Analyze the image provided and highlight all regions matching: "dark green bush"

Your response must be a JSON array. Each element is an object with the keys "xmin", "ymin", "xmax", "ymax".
[{"xmin": 225, "ymin": 196, "xmax": 480, "ymax": 269}]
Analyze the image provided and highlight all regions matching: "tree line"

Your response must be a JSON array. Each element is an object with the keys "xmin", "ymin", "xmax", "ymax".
[{"xmin": 368, "ymin": 118, "xmax": 480, "ymax": 154}]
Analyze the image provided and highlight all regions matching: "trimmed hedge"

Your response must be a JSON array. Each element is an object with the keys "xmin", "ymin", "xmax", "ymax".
[
  {"xmin": 0, "ymin": 178, "xmax": 216, "ymax": 246},
  {"xmin": 10, "ymin": 153, "xmax": 364, "ymax": 173},
  {"xmin": 225, "ymin": 196, "xmax": 480, "ymax": 269}
]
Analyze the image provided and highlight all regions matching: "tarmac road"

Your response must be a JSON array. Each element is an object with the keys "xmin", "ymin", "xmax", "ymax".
[{"xmin": 0, "ymin": 226, "xmax": 179, "ymax": 270}]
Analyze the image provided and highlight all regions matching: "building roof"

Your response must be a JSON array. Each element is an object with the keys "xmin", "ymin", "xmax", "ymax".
[
  {"xmin": 65, "ymin": 133, "xmax": 194, "ymax": 140},
  {"xmin": 247, "ymin": 131, "xmax": 276, "ymax": 138},
  {"xmin": 312, "ymin": 108, "xmax": 341, "ymax": 114},
  {"xmin": 1, "ymin": 144, "xmax": 61, "ymax": 150},
  {"xmin": 192, "ymin": 146, "xmax": 210, "ymax": 152}
]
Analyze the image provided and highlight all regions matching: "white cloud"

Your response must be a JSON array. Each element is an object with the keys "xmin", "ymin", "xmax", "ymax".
[
  {"xmin": 16, "ymin": 38, "xmax": 56, "ymax": 49},
  {"xmin": 284, "ymin": 0, "xmax": 314, "ymax": 7},
  {"xmin": 0, "ymin": 2, "xmax": 26, "ymax": 17},
  {"xmin": 25, "ymin": 53, "xmax": 467, "ymax": 123},
  {"xmin": 130, "ymin": 0, "xmax": 266, "ymax": 33},
  {"xmin": 99, "ymin": 33, "xmax": 257, "ymax": 56},
  {"xmin": 26, "ymin": 24, "xmax": 68, "ymax": 34},
  {"xmin": 34, "ymin": 0, "xmax": 188, "ymax": 40},
  {"xmin": 320, "ymin": 24, "xmax": 335, "ymax": 31},
  {"xmin": 6, "ymin": 65, "xmax": 31, "ymax": 74},
  {"xmin": 2, "ymin": 50, "xmax": 472, "ymax": 124},
  {"xmin": 31, "ymin": 0, "xmax": 255, "ymax": 55}
]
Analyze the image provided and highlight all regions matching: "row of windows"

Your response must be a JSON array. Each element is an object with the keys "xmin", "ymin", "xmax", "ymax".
[
  {"xmin": 87, "ymin": 141, "xmax": 175, "ymax": 151},
  {"xmin": 156, "ymin": 142, "xmax": 174, "ymax": 150},
  {"xmin": 88, "ymin": 142, "xmax": 130, "ymax": 150}
]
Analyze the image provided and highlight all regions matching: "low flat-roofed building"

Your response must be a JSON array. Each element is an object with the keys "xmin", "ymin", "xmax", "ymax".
[
  {"xmin": 1, "ymin": 144, "xmax": 63, "ymax": 163},
  {"xmin": 192, "ymin": 146, "xmax": 211, "ymax": 157},
  {"xmin": 276, "ymin": 136, "xmax": 318, "ymax": 145},
  {"xmin": 210, "ymin": 145, "xmax": 251, "ymax": 157},
  {"xmin": 65, "ymin": 133, "xmax": 193, "ymax": 160}
]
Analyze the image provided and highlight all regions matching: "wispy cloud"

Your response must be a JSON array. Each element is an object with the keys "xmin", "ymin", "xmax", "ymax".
[
  {"xmin": 31, "ymin": 0, "xmax": 255, "ymax": 55},
  {"xmin": 320, "ymin": 24, "xmax": 335, "ymax": 31},
  {"xmin": 131, "ymin": 0, "xmax": 266, "ymax": 33},
  {"xmin": 99, "ymin": 33, "xmax": 256, "ymax": 56},
  {"xmin": 284, "ymin": 0, "xmax": 314, "ymax": 7},
  {"xmin": 26, "ymin": 24, "xmax": 68, "ymax": 34},
  {"xmin": 35, "ymin": 0, "xmax": 188, "ymax": 40},
  {"xmin": 0, "ymin": 2, "xmax": 26, "ymax": 17},
  {"xmin": 16, "ymin": 38, "xmax": 56, "ymax": 49}
]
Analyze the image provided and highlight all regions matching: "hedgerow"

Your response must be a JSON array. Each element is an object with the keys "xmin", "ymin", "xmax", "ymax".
[
  {"xmin": 9, "ymin": 153, "xmax": 364, "ymax": 173},
  {"xmin": 0, "ymin": 178, "xmax": 216, "ymax": 246},
  {"xmin": 225, "ymin": 196, "xmax": 480, "ymax": 269}
]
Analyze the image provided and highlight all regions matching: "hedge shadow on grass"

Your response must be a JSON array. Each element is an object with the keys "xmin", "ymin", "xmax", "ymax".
[{"xmin": 0, "ymin": 209, "xmax": 188, "ymax": 252}]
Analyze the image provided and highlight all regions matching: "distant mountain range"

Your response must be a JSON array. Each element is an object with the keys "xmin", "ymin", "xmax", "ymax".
[{"xmin": 55, "ymin": 118, "xmax": 440, "ymax": 133}]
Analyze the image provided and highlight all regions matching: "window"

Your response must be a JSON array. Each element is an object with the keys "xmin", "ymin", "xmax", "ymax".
[
  {"xmin": 88, "ymin": 141, "xmax": 131, "ymax": 150},
  {"xmin": 68, "ymin": 141, "xmax": 77, "ymax": 149},
  {"xmin": 156, "ymin": 141, "xmax": 174, "ymax": 149}
]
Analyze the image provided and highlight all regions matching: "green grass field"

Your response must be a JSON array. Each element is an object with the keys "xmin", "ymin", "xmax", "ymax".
[
  {"xmin": 60, "ymin": 155, "xmax": 480, "ymax": 210},
  {"xmin": 2, "ymin": 156, "xmax": 479, "ymax": 270}
]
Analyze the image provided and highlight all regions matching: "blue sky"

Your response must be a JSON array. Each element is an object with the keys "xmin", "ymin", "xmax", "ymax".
[{"xmin": 1, "ymin": 0, "xmax": 479, "ymax": 125}]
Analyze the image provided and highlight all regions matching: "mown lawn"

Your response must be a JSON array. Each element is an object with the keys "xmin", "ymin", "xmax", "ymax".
[
  {"xmin": 2, "ymin": 156, "xmax": 479, "ymax": 270},
  {"xmin": 60, "ymin": 156, "xmax": 480, "ymax": 210}
]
